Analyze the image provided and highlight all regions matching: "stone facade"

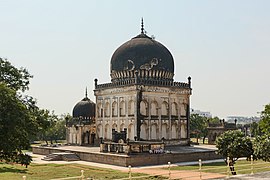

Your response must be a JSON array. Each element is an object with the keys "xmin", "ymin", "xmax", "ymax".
[
  {"xmin": 66, "ymin": 93, "xmax": 96, "ymax": 146},
  {"xmin": 94, "ymin": 76, "xmax": 191, "ymax": 145},
  {"xmin": 66, "ymin": 20, "xmax": 192, "ymax": 146},
  {"xmin": 66, "ymin": 120, "xmax": 96, "ymax": 145}
]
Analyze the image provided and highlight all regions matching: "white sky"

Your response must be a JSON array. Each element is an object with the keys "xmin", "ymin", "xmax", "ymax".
[{"xmin": 1, "ymin": 0, "xmax": 270, "ymax": 118}]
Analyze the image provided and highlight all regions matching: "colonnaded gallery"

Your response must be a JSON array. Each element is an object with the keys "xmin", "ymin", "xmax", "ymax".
[{"xmin": 66, "ymin": 20, "xmax": 192, "ymax": 146}]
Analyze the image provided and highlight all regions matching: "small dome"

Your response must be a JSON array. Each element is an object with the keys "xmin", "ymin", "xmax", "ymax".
[
  {"xmin": 72, "ymin": 95, "xmax": 95, "ymax": 118},
  {"xmin": 110, "ymin": 20, "xmax": 174, "ymax": 82}
]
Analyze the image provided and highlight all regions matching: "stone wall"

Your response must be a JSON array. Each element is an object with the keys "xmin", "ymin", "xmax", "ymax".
[{"xmin": 32, "ymin": 146, "xmax": 221, "ymax": 167}]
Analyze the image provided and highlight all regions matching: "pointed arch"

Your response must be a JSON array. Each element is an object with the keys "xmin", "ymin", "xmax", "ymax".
[
  {"xmin": 181, "ymin": 124, "xmax": 187, "ymax": 138},
  {"xmin": 171, "ymin": 102, "xmax": 178, "ymax": 116},
  {"xmin": 112, "ymin": 101, "xmax": 118, "ymax": 117},
  {"xmin": 97, "ymin": 124, "xmax": 103, "ymax": 139},
  {"xmin": 119, "ymin": 100, "xmax": 125, "ymax": 117},
  {"xmin": 180, "ymin": 103, "xmax": 186, "ymax": 116},
  {"xmin": 140, "ymin": 124, "xmax": 147, "ymax": 140},
  {"xmin": 97, "ymin": 102, "xmax": 102, "ymax": 118},
  {"xmin": 161, "ymin": 101, "xmax": 169, "ymax": 116},
  {"xmin": 171, "ymin": 124, "xmax": 177, "ymax": 139},
  {"xmin": 150, "ymin": 101, "xmax": 158, "ymax": 116},
  {"xmin": 112, "ymin": 123, "xmax": 117, "ymax": 131},
  {"xmin": 104, "ymin": 102, "xmax": 110, "ymax": 117},
  {"xmin": 128, "ymin": 100, "xmax": 135, "ymax": 116},
  {"xmin": 161, "ymin": 123, "xmax": 168, "ymax": 139},
  {"xmin": 120, "ymin": 123, "xmax": 125, "ymax": 131},
  {"xmin": 105, "ymin": 124, "xmax": 110, "ymax": 140},
  {"xmin": 151, "ymin": 124, "xmax": 157, "ymax": 140},
  {"xmin": 140, "ymin": 100, "xmax": 148, "ymax": 116},
  {"xmin": 128, "ymin": 123, "xmax": 134, "ymax": 140}
]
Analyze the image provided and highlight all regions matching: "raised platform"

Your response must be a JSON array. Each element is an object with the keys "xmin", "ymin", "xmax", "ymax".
[{"xmin": 32, "ymin": 145, "xmax": 222, "ymax": 167}]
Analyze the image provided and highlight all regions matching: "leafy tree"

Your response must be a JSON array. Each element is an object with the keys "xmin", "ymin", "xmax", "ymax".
[
  {"xmin": 0, "ymin": 58, "xmax": 43, "ymax": 167},
  {"xmin": 208, "ymin": 116, "xmax": 220, "ymax": 124},
  {"xmin": 0, "ymin": 57, "xmax": 32, "ymax": 92},
  {"xmin": 250, "ymin": 121, "xmax": 262, "ymax": 137},
  {"xmin": 253, "ymin": 135, "xmax": 270, "ymax": 162},
  {"xmin": 190, "ymin": 114, "xmax": 208, "ymax": 143},
  {"xmin": 259, "ymin": 104, "xmax": 270, "ymax": 135},
  {"xmin": 216, "ymin": 130, "xmax": 253, "ymax": 175},
  {"xmin": 35, "ymin": 111, "xmax": 66, "ymax": 144},
  {"xmin": 190, "ymin": 114, "xmax": 220, "ymax": 144},
  {"xmin": 0, "ymin": 83, "xmax": 37, "ymax": 167}
]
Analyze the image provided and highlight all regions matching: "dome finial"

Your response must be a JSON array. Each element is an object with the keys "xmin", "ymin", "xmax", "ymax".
[
  {"xmin": 141, "ymin": 17, "xmax": 144, "ymax": 34},
  {"xmin": 85, "ymin": 87, "xmax": 88, "ymax": 97}
]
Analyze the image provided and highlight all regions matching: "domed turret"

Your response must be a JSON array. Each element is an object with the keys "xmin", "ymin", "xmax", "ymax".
[
  {"xmin": 110, "ymin": 19, "xmax": 174, "ymax": 82},
  {"xmin": 72, "ymin": 89, "xmax": 95, "ymax": 118}
]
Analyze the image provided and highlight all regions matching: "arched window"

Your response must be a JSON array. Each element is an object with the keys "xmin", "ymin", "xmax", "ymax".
[
  {"xmin": 180, "ymin": 104, "xmax": 186, "ymax": 116},
  {"xmin": 104, "ymin": 102, "xmax": 110, "ymax": 117},
  {"xmin": 140, "ymin": 101, "xmax": 148, "ymax": 116},
  {"xmin": 181, "ymin": 124, "xmax": 187, "ymax": 138},
  {"xmin": 128, "ymin": 124, "xmax": 134, "ymax": 140},
  {"xmin": 151, "ymin": 124, "xmax": 157, "ymax": 140},
  {"xmin": 105, "ymin": 124, "xmax": 110, "ymax": 139},
  {"xmin": 162, "ymin": 124, "xmax": 167, "ymax": 139},
  {"xmin": 97, "ymin": 103, "xmax": 102, "ymax": 118},
  {"xmin": 119, "ymin": 101, "xmax": 125, "ymax": 117},
  {"xmin": 120, "ymin": 124, "xmax": 125, "ymax": 131},
  {"xmin": 171, "ymin": 102, "xmax": 178, "ymax": 116},
  {"xmin": 150, "ymin": 101, "xmax": 158, "ymax": 116},
  {"xmin": 171, "ymin": 124, "xmax": 177, "ymax": 139},
  {"xmin": 161, "ymin": 101, "xmax": 169, "ymax": 116},
  {"xmin": 140, "ymin": 124, "xmax": 147, "ymax": 140},
  {"xmin": 128, "ymin": 100, "xmax": 135, "ymax": 116},
  {"xmin": 112, "ymin": 123, "xmax": 117, "ymax": 131},
  {"xmin": 112, "ymin": 101, "xmax": 118, "ymax": 117},
  {"xmin": 97, "ymin": 124, "xmax": 103, "ymax": 139}
]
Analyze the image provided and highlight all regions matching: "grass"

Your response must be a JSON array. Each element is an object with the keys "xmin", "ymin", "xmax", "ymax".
[
  {"xmin": 0, "ymin": 163, "xmax": 164, "ymax": 180},
  {"xmin": 169, "ymin": 159, "xmax": 270, "ymax": 175}
]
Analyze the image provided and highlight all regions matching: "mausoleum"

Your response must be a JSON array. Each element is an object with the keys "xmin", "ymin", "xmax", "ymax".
[{"xmin": 94, "ymin": 19, "xmax": 192, "ymax": 146}]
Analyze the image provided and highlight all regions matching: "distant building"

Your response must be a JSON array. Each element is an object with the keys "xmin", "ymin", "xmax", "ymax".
[
  {"xmin": 207, "ymin": 119, "xmax": 237, "ymax": 144},
  {"xmin": 66, "ymin": 90, "xmax": 96, "ymax": 145},
  {"xmin": 226, "ymin": 116, "xmax": 260, "ymax": 124},
  {"xmin": 191, "ymin": 108, "xmax": 212, "ymax": 118}
]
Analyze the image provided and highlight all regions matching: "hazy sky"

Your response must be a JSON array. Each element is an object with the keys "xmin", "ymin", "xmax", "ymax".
[{"xmin": 1, "ymin": 0, "xmax": 269, "ymax": 118}]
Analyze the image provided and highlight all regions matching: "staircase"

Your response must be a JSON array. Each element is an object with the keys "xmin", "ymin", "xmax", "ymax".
[
  {"xmin": 62, "ymin": 153, "xmax": 80, "ymax": 161},
  {"xmin": 42, "ymin": 152, "xmax": 80, "ymax": 161}
]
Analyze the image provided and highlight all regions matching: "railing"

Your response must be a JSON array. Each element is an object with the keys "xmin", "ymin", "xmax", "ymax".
[
  {"xmin": 95, "ymin": 78, "xmax": 190, "ymax": 90},
  {"xmin": 21, "ymin": 157, "xmax": 270, "ymax": 180},
  {"xmin": 22, "ymin": 170, "xmax": 85, "ymax": 180}
]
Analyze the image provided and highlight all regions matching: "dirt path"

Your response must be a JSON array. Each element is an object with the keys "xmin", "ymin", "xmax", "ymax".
[{"xmin": 123, "ymin": 167, "xmax": 226, "ymax": 180}]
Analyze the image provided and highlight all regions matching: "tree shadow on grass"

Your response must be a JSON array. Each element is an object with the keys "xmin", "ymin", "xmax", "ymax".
[{"xmin": 0, "ymin": 167, "xmax": 28, "ymax": 174}]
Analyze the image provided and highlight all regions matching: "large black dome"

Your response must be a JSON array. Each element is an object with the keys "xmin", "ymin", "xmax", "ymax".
[
  {"xmin": 110, "ymin": 24, "xmax": 175, "ymax": 82},
  {"xmin": 72, "ymin": 96, "xmax": 95, "ymax": 118}
]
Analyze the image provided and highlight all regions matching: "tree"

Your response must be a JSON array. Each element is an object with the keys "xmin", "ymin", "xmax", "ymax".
[
  {"xmin": 216, "ymin": 130, "xmax": 253, "ymax": 175},
  {"xmin": 190, "ymin": 114, "xmax": 208, "ymax": 144},
  {"xmin": 190, "ymin": 114, "xmax": 220, "ymax": 144},
  {"xmin": 250, "ymin": 121, "xmax": 262, "ymax": 137},
  {"xmin": 0, "ymin": 58, "xmax": 40, "ymax": 167},
  {"xmin": 35, "ymin": 110, "xmax": 67, "ymax": 144},
  {"xmin": 259, "ymin": 104, "xmax": 270, "ymax": 135},
  {"xmin": 0, "ymin": 57, "xmax": 32, "ymax": 92},
  {"xmin": 253, "ymin": 135, "xmax": 270, "ymax": 162},
  {"xmin": 0, "ymin": 83, "xmax": 37, "ymax": 167}
]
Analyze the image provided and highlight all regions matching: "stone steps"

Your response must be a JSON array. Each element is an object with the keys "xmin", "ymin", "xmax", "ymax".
[{"xmin": 42, "ymin": 153, "xmax": 80, "ymax": 161}]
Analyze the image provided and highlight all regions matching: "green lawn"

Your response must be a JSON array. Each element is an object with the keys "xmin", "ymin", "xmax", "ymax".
[
  {"xmin": 169, "ymin": 159, "xmax": 270, "ymax": 175},
  {"xmin": 0, "ymin": 163, "xmax": 164, "ymax": 180}
]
